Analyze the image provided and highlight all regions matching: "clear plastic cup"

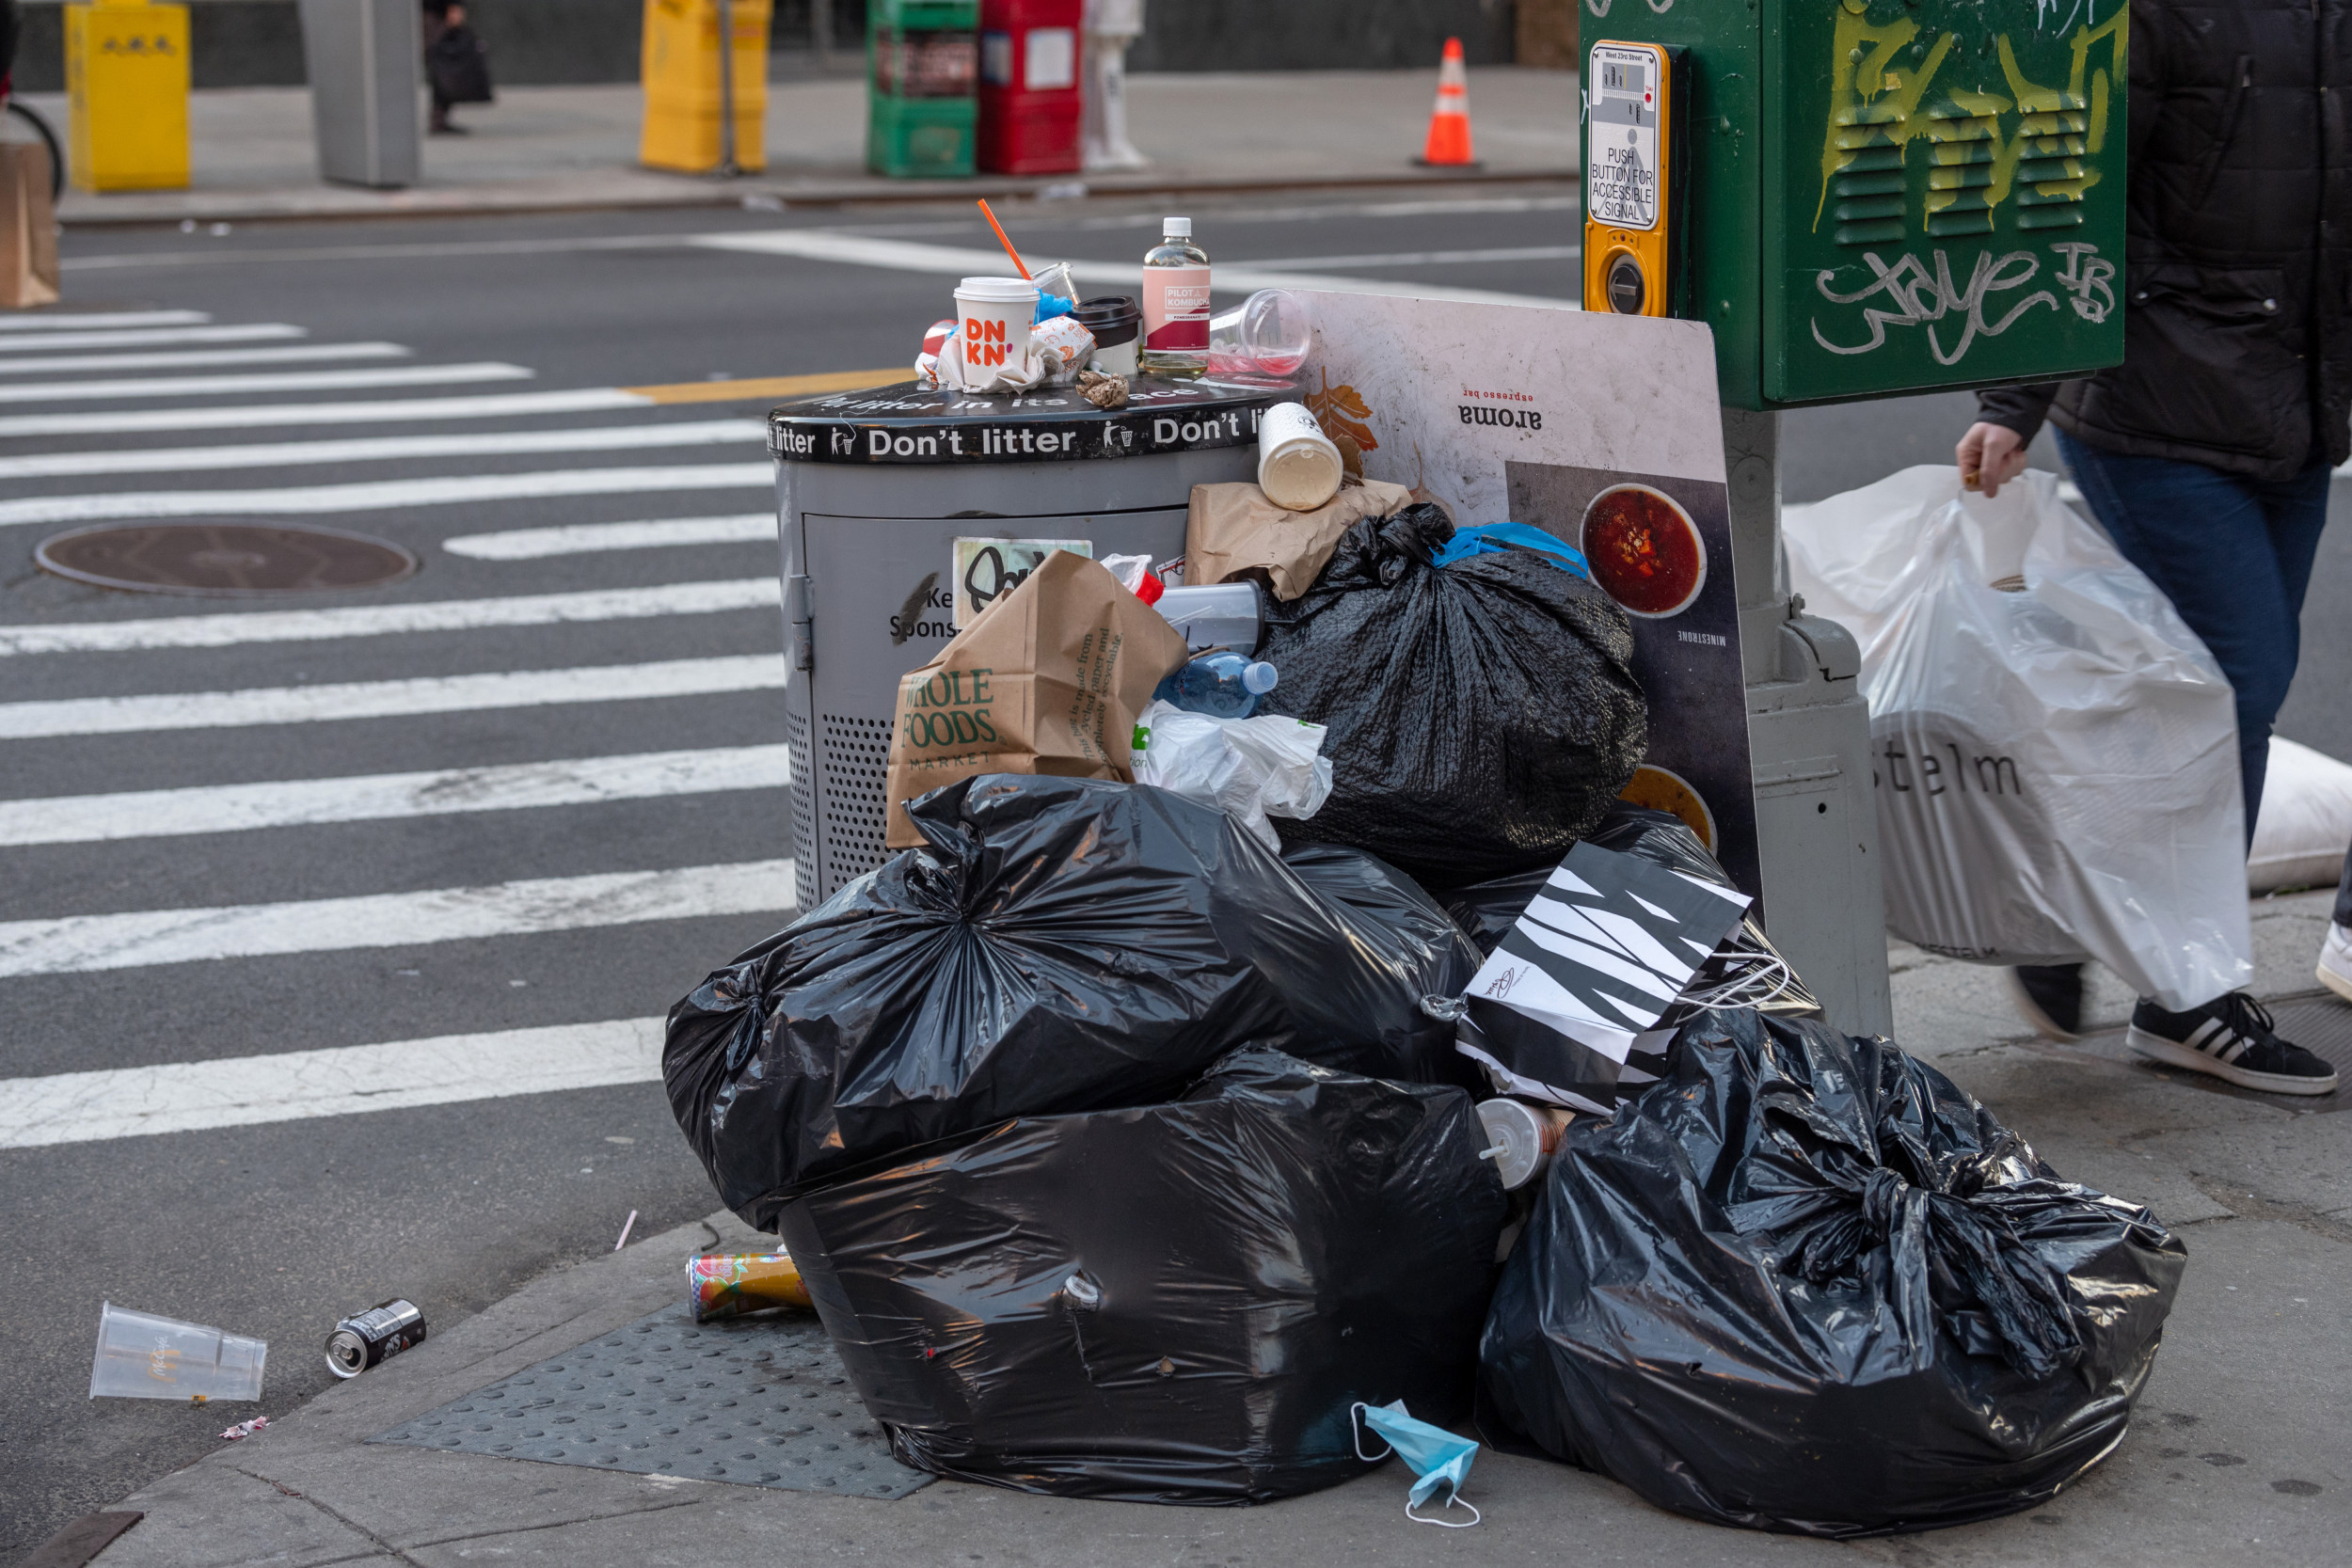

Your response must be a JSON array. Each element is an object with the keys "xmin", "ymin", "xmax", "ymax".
[
  {"xmin": 90, "ymin": 1301, "xmax": 267, "ymax": 1403},
  {"xmin": 1208, "ymin": 288, "xmax": 1312, "ymax": 378}
]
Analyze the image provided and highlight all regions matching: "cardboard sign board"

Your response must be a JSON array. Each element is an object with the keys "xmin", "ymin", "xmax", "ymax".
[
  {"xmin": 1290, "ymin": 293, "xmax": 1761, "ymax": 895},
  {"xmin": 950, "ymin": 536, "xmax": 1092, "ymax": 628}
]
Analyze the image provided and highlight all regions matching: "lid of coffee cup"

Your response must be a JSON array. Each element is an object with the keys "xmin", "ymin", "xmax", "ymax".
[{"xmin": 956, "ymin": 276, "xmax": 1041, "ymax": 304}]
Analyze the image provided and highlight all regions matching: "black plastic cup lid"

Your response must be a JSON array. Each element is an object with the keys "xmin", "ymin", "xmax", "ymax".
[{"xmin": 1075, "ymin": 294, "xmax": 1141, "ymax": 345}]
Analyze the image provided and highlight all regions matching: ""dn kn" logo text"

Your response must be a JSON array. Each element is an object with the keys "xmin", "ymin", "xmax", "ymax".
[{"xmin": 964, "ymin": 317, "xmax": 1009, "ymax": 367}]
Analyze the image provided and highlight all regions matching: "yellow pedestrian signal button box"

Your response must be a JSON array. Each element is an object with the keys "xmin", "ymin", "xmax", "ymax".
[
  {"xmin": 642, "ymin": 0, "xmax": 774, "ymax": 174},
  {"xmin": 66, "ymin": 0, "xmax": 191, "ymax": 193},
  {"xmin": 1583, "ymin": 40, "xmax": 1681, "ymax": 318}
]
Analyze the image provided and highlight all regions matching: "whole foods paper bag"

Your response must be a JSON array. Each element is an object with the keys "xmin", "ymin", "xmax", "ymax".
[
  {"xmin": 0, "ymin": 145, "xmax": 60, "ymax": 311},
  {"xmin": 1184, "ymin": 479, "xmax": 1413, "ymax": 600},
  {"xmin": 884, "ymin": 548, "xmax": 1190, "ymax": 847}
]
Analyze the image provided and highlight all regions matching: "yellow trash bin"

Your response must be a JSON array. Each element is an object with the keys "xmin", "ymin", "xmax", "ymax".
[
  {"xmin": 66, "ymin": 0, "xmax": 192, "ymax": 193},
  {"xmin": 641, "ymin": 0, "xmax": 773, "ymax": 174}
]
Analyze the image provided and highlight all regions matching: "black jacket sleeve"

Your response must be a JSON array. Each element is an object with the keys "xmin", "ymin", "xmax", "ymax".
[{"xmin": 1975, "ymin": 383, "xmax": 2059, "ymax": 445}]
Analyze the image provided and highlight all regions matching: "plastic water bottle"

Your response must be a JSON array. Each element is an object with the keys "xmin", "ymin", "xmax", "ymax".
[{"xmin": 1156, "ymin": 652, "xmax": 1279, "ymax": 719}]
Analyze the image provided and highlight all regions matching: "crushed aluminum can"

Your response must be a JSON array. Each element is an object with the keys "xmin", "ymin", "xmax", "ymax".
[{"xmin": 325, "ymin": 1299, "xmax": 427, "ymax": 1380}]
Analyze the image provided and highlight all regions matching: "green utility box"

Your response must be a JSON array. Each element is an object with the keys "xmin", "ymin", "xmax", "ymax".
[
  {"xmin": 1591, "ymin": 0, "xmax": 2129, "ymax": 408},
  {"xmin": 867, "ymin": 0, "xmax": 979, "ymax": 178}
]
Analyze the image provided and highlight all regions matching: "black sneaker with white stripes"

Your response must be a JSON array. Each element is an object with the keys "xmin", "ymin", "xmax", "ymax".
[{"xmin": 2126, "ymin": 992, "xmax": 2339, "ymax": 1096}]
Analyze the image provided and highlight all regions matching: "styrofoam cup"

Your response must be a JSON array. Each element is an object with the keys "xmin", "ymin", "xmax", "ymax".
[
  {"xmin": 90, "ymin": 1301, "xmax": 266, "ymax": 1402},
  {"xmin": 1257, "ymin": 401, "xmax": 1344, "ymax": 512},
  {"xmin": 955, "ymin": 276, "xmax": 1039, "ymax": 378}
]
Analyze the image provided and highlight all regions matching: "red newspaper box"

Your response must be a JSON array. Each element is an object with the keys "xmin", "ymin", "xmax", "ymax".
[{"xmin": 977, "ymin": 0, "xmax": 1082, "ymax": 174}]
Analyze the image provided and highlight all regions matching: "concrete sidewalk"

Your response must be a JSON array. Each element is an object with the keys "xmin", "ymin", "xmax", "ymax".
[
  {"xmin": 21, "ymin": 71, "xmax": 1580, "ymax": 228},
  {"xmin": 61, "ymin": 891, "xmax": 2352, "ymax": 1568}
]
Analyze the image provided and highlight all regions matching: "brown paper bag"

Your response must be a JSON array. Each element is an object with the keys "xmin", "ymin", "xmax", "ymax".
[
  {"xmin": 883, "ymin": 548, "xmax": 1191, "ymax": 847},
  {"xmin": 1184, "ymin": 479, "xmax": 1414, "ymax": 600},
  {"xmin": 0, "ymin": 145, "xmax": 60, "ymax": 311}
]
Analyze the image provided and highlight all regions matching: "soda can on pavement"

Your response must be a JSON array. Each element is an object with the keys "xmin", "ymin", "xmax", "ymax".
[
  {"xmin": 688, "ymin": 1253, "xmax": 812, "ymax": 1323},
  {"xmin": 325, "ymin": 1299, "xmax": 427, "ymax": 1379}
]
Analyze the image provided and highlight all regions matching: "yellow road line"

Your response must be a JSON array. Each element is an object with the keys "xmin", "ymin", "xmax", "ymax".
[{"xmin": 624, "ymin": 369, "xmax": 909, "ymax": 405}]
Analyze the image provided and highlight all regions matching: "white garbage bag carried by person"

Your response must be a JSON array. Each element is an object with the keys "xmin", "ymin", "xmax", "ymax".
[{"xmin": 1785, "ymin": 465, "xmax": 2249, "ymax": 1010}]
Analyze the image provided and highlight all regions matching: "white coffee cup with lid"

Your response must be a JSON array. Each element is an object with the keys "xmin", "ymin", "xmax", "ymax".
[
  {"xmin": 1257, "ymin": 401, "xmax": 1344, "ymax": 512},
  {"xmin": 954, "ymin": 276, "xmax": 1039, "ymax": 380}
]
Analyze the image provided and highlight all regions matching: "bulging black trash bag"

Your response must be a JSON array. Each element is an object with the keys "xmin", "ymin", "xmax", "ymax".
[
  {"xmin": 665, "ymin": 774, "xmax": 1491, "ymax": 1227},
  {"xmin": 777, "ymin": 1047, "xmax": 1509, "ymax": 1504},
  {"xmin": 1258, "ymin": 503, "xmax": 1646, "ymax": 884},
  {"xmin": 1478, "ymin": 1008, "xmax": 2185, "ymax": 1537},
  {"xmin": 1280, "ymin": 844, "xmax": 1486, "ymax": 1089}
]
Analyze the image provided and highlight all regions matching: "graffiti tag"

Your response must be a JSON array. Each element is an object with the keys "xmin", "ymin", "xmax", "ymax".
[
  {"xmin": 1810, "ymin": 247, "xmax": 2059, "ymax": 365},
  {"xmin": 2049, "ymin": 242, "xmax": 2116, "ymax": 323}
]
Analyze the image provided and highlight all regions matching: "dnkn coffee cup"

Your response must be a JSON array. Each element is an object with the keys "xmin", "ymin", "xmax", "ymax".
[{"xmin": 955, "ymin": 276, "xmax": 1040, "ymax": 378}]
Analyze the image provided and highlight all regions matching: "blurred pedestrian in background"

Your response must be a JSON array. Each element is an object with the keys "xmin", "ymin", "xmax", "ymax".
[
  {"xmin": 421, "ymin": 0, "xmax": 494, "ymax": 135},
  {"xmin": 1957, "ymin": 0, "xmax": 2346, "ymax": 1093}
]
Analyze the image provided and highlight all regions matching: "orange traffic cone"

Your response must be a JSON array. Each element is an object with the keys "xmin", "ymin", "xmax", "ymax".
[{"xmin": 1416, "ymin": 37, "xmax": 1478, "ymax": 167}]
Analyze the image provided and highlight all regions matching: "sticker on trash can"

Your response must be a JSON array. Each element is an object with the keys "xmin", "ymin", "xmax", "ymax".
[
  {"xmin": 767, "ymin": 380, "xmax": 1279, "ymax": 466},
  {"xmin": 952, "ymin": 538, "xmax": 1091, "ymax": 628}
]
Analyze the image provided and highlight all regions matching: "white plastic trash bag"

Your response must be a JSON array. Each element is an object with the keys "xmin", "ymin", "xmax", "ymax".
[
  {"xmin": 2249, "ymin": 737, "xmax": 2352, "ymax": 895},
  {"xmin": 1131, "ymin": 700, "xmax": 1333, "ymax": 850},
  {"xmin": 1786, "ymin": 465, "xmax": 2250, "ymax": 1009}
]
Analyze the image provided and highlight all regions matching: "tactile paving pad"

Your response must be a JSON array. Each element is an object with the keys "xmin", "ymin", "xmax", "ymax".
[{"xmin": 370, "ymin": 1305, "xmax": 931, "ymax": 1498}]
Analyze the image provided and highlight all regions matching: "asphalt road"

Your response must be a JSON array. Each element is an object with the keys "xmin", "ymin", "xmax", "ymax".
[{"xmin": 3, "ymin": 188, "xmax": 2346, "ymax": 1560}]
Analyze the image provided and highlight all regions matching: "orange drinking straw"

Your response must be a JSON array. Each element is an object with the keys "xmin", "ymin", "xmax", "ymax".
[{"xmin": 977, "ymin": 198, "xmax": 1033, "ymax": 280}]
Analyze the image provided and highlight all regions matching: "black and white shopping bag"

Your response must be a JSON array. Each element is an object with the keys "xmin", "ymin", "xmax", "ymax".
[{"xmin": 1456, "ymin": 842, "xmax": 1751, "ymax": 1113}]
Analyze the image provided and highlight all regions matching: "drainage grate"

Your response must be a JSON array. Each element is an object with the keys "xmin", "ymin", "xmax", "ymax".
[
  {"xmin": 37, "ymin": 523, "xmax": 417, "ymax": 596},
  {"xmin": 370, "ymin": 1305, "xmax": 930, "ymax": 1498}
]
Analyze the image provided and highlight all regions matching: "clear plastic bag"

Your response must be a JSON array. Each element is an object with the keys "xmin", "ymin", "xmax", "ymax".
[
  {"xmin": 1786, "ymin": 466, "xmax": 2250, "ymax": 1007},
  {"xmin": 1131, "ymin": 698, "xmax": 1331, "ymax": 848}
]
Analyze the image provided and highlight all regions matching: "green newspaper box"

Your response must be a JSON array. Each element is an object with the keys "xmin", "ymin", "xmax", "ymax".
[
  {"xmin": 867, "ymin": 0, "xmax": 978, "ymax": 178},
  {"xmin": 1594, "ymin": 0, "xmax": 2130, "ymax": 408}
]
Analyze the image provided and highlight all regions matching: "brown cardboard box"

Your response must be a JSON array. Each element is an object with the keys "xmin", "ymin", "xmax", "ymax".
[
  {"xmin": 0, "ymin": 145, "xmax": 60, "ymax": 310},
  {"xmin": 1184, "ymin": 479, "xmax": 1414, "ymax": 600},
  {"xmin": 883, "ymin": 549, "xmax": 1191, "ymax": 848}
]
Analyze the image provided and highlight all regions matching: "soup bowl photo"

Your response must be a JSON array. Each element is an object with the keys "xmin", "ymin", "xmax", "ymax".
[{"xmin": 1580, "ymin": 483, "xmax": 1708, "ymax": 619}]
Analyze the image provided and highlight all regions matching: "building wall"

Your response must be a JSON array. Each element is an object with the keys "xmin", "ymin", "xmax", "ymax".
[{"xmin": 8, "ymin": 0, "xmax": 1520, "ymax": 93}]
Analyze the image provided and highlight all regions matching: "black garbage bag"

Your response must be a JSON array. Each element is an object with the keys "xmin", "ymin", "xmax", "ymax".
[
  {"xmin": 1280, "ymin": 844, "xmax": 1486, "ymax": 1090},
  {"xmin": 777, "ymin": 1047, "xmax": 1509, "ymax": 1504},
  {"xmin": 1478, "ymin": 1008, "xmax": 2185, "ymax": 1537},
  {"xmin": 1439, "ymin": 806, "xmax": 1823, "ymax": 1022},
  {"xmin": 665, "ymin": 774, "xmax": 1493, "ymax": 1227},
  {"xmin": 1258, "ymin": 503, "xmax": 1645, "ymax": 884}
]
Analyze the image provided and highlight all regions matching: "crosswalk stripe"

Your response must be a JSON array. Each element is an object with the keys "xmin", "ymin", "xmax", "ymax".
[
  {"xmin": 0, "ymin": 578, "xmax": 777, "ymax": 657},
  {"xmin": 0, "ymin": 463, "xmax": 771, "ymax": 528},
  {"xmin": 0, "ymin": 363, "xmax": 533, "ymax": 404},
  {"xmin": 0, "ymin": 858, "xmax": 796, "ymax": 976},
  {"xmin": 0, "ymin": 309, "xmax": 210, "ymax": 332},
  {"xmin": 0, "ymin": 1018, "xmax": 667, "ymax": 1148},
  {"xmin": 0, "ymin": 744, "xmax": 790, "ymax": 846},
  {"xmin": 689, "ymin": 230, "xmax": 1577, "ymax": 309},
  {"xmin": 0, "ymin": 654, "xmax": 787, "ymax": 738},
  {"xmin": 0, "ymin": 419, "xmax": 766, "ymax": 481},
  {"xmin": 444, "ymin": 514, "xmax": 771, "ymax": 560},
  {"xmin": 0, "ymin": 342, "xmax": 411, "ymax": 378},
  {"xmin": 0, "ymin": 324, "xmax": 303, "ymax": 354},
  {"xmin": 0, "ymin": 388, "xmax": 650, "ymax": 437}
]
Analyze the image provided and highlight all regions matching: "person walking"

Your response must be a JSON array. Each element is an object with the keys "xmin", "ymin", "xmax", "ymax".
[
  {"xmin": 421, "ymin": 0, "xmax": 493, "ymax": 135},
  {"xmin": 1956, "ymin": 0, "xmax": 2344, "ymax": 1094},
  {"xmin": 2323, "ymin": 858, "xmax": 2352, "ymax": 1005}
]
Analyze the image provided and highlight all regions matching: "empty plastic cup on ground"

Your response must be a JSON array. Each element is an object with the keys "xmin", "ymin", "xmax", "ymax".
[
  {"xmin": 90, "ymin": 1301, "xmax": 266, "ymax": 1402},
  {"xmin": 1258, "ymin": 401, "xmax": 1345, "ymax": 512}
]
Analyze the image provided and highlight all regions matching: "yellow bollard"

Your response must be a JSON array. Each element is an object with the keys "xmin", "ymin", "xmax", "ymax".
[
  {"xmin": 65, "ymin": 0, "xmax": 193, "ymax": 193},
  {"xmin": 641, "ymin": 0, "xmax": 773, "ymax": 174}
]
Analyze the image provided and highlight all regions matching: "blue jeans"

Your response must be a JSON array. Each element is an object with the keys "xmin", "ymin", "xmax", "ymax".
[{"xmin": 2057, "ymin": 431, "xmax": 2334, "ymax": 847}]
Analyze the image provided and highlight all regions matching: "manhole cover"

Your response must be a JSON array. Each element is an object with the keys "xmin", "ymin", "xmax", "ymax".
[{"xmin": 36, "ymin": 523, "xmax": 417, "ymax": 596}]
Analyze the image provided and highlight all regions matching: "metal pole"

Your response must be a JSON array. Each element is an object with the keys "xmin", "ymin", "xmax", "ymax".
[{"xmin": 717, "ymin": 0, "xmax": 740, "ymax": 177}]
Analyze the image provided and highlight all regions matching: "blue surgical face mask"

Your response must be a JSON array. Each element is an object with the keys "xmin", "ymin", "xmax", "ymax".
[{"xmin": 1351, "ymin": 1400, "xmax": 1481, "ymax": 1528}]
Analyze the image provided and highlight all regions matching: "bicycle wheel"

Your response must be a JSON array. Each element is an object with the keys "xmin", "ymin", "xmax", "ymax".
[{"xmin": 6, "ymin": 99, "xmax": 62, "ymax": 202}]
